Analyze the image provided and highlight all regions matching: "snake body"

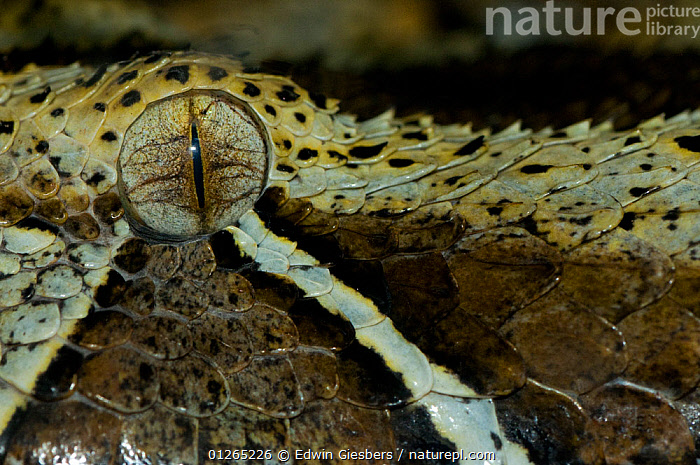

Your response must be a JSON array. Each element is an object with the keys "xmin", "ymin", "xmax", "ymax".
[{"xmin": 0, "ymin": 51, "xmax": 699, "ymax": 464}]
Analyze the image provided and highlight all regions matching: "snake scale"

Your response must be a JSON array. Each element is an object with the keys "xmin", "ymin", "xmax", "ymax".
[{"xmin": 0, "ymin": 50, "xmax": 699, "ymax": 465}]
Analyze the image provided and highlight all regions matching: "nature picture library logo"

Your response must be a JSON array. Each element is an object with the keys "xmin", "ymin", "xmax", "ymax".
[{"xmin": 486, "ymin": 1, "xmax": 700, "ymax": 38}]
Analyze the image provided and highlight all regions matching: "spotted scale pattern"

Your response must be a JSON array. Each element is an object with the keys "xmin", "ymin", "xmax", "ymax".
[{"xmin": 0, "ymin": 51, "xmax": 699, "ymax": 464}]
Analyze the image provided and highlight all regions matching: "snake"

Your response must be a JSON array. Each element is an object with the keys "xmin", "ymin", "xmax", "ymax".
[{"xmin": 0, "ymin": 50, "xmax": 698, "ymax": 465}]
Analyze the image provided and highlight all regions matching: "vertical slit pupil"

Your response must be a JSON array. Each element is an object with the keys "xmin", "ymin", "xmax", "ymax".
[{"xmin": 190, "ymin": 122, "xmax": 206, "ymax": 209}]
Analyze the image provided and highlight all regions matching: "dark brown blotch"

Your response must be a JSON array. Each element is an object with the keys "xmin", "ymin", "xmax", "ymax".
[
  {"xmin": 29, "ymin": 86, "xmax": 51, "ymax": 104},
  {"xmin": 100, "ymin": 131, "xmax": 118, "ymax": 142},
  {"xmin": 69, "ymin": 310, "xmax": 133, "ymax": 349},
  {"xmin": 243, "ymin": 82, "xmax": 261, "ymax": 97},
  {"xmin": 496, "ymin": 382, "xmax": 605, "ymax": 465},
  {"xmin": 93, "ymin": 269, "xmax": 127, "ymax": 308},
  {"xmin": 65, "ymin": 213, "xmax": 100, "ymax": 240},
  {"xmin": 207, "ymin": 66, "xmax": 228, "ymax": 81},
  {"xmin": 164, "ymin": 65, "xmax": 190, "ymax": 85},
  {"xmin": 676, "ymin": 135, "xmax": 700, "ymax": 153},
  {"xmin": 32, "ymin": 345, "xmax": 83, "ymax": 401},
  {"xmin": 120, "ymin": 90, "xmax": 141, "ymax": 107},
  {"xmin": 287, "ymin": 298, "xmax": 354, "ymax": 351},
  {"xmin": 348, "ymin": 142, "xmax": 388, "ymax": 159},
  {"xmin": 83, "ymin": 65, "xmax": 107, "ymax": 88},
  {"xmin": 454, "ymin": 135, "xmax": 485, "ymax": 156},
  {"xmin": 116, "ymin": 70, "xmax": 138, "ymax": 85},
  {"xmin": 276, "ymin": 86, "xmax": 300, "ymax": 102},
  {"xmin": 336, "ymin": 340, "xmax": 413, "ymax": 408},
  {"xmin": 0, "ymin": 120, "xmax": 13, "ymax": 134},
  {"xmin": 92, "ymin": 192, "xmax": 124, "ymax": 225},
  {"xmin": 113, "ymin": 238, "xmax": 151, "ymax": 274},
  {"xmin": 296, "ymin": 148, "xmax": 318, "ymax": 161}
]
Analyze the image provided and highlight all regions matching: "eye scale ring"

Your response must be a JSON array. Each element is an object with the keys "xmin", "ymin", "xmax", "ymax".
[{"xmin": 117, "ymin": 91, "xmax": 268, "ymax": 239}]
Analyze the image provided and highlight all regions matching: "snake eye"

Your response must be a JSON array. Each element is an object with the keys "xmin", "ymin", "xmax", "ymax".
[{"xmin": 117, "ymin": 91, "xmax": 268, "ymax": 239}]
